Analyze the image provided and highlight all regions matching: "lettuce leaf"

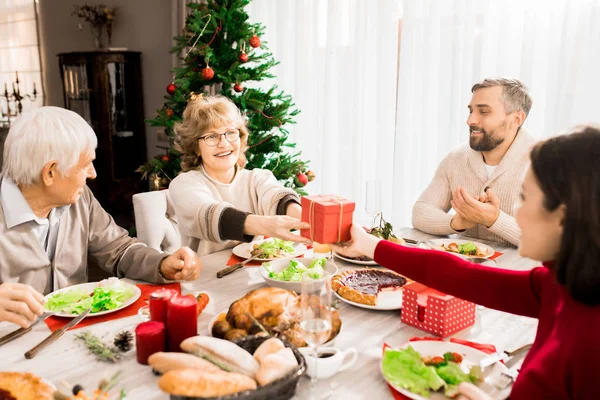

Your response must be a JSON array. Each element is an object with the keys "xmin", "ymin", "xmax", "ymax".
[
  {"xmin": 262, "ymin": 257, "xmax": 327, "ymax": 282},
  {"xmin": 435, "ymin": 361, "xmax": 477, "ymax": 385},
  {"xmin": 382, "ymin": 347, "xmax": 446, "ymax": 397},
  {"xmin": 255, "ymin": 238, "xmax": 296, "ymax": 258},
  {"xmin": 459, "ymin": 242, "xmax": 477, "ymax": 255},
  {"xmin": 45, "ymin": 280, "xmax": 135, "ymax": 314}
]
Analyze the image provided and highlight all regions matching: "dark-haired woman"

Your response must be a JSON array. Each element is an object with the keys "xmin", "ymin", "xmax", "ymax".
[{"xmin": 333, "ymin": 125, "xmax": 600, "ymax": 400}]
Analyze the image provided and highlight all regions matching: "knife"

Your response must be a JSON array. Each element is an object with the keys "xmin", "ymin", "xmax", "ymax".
[
  {"xmin": 0, "ymin": 312, "xmax": 54, "ymax": 348},
  {"xmin": 24, "ymin": 307, "xmax": 92, "ymax": 359},
  {"xmin": 480, "ymin": 352, "xmax": 508, "ymax": 369},
  {"xmin": 504, "ymin": 343, "xmax": 533, "ymax": 369},
  {"xmin": 480, "ymin": 342, "xmax": 533, "ymax": 370},
  {"xmin": 217, "ymin": 254, "xmax": 261, "ymax": 278}
]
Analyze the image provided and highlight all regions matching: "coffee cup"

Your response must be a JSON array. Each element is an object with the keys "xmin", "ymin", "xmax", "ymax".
[{"xmin": 299, "ymin": 346, "xmax": 358, "ymax": 379}]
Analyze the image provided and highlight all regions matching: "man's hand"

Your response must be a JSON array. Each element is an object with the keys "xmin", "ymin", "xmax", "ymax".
[
  {"xmin": 450, "ymin": 213, "xmax": 477, "ymax": 231},
  {"xmin": 160, "ymin": 247, "xmax": 202, "ymax": 281},
  {"xmin": 0, "ymin": 283, "xmax": 45, "ymax": 328},
  {"xmin": 451, "ymin": 188, "xmax": 500, "ymax": 228}
]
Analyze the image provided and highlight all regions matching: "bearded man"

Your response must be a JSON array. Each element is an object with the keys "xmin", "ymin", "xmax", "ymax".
[{"xmin": 412, "ymin": 77, "xmax": 535, "ymax": 246}]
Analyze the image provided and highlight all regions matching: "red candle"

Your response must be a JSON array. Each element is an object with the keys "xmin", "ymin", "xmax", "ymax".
[
  {"xmin": 166, "ymin": 295, "xmax": 198, "ymax": 352},
  {"xmin": 135, "ymin": 321, "xmax": 165, "ymax": 365},
  {"xmin": 149, "ymin": 288, "xmax": 178, "ymax": 324}
]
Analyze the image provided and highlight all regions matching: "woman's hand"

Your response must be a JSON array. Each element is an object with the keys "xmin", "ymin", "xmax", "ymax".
[
  {"xmin": 456, "ymin": 382, "xmax": 493, "ymax": 400},
  {"xmin": 245, "ymin": 215, "xmax": 311, "ymax": 243},
  {"xmin": 331, "ymin": 222, "xmax": 381, "ymax": 259},
  {"xmin": 0, "ymin": 283, "xmax": 45, "ymax": 328}
]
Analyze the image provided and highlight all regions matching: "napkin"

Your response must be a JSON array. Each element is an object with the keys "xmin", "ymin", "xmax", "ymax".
[
  {"xmin": 44, "ymin": 282, "xmax": 181, "ymax": 332},
  {"xmin": 382, "ymin": 338, "xmax": 497, "ymax": 399},
  {"xmin": 489, "ymin": 251, "xmax": 503, "ymax": 260}
]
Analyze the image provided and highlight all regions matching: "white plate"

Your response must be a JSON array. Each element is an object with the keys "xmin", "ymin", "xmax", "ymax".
[
  {"xmin": 382, "ymin": 341, "xmax": 511, "ymax": 400},
  {"xmin": 427, "ymin": 239, "xmax": 495, "ymax": 259},
  {"xmin": 44, "ymin": 281, "xmax": 141, "ymax": 318},
  {"xmin": 259, "ymin": 258, "xmax": 338, "ymax": 293},
  {"xmin": 232, "ymin": 238, "xmax": 307, "ymax": 261},
  {"xmin": 334, "ymin": 289, "xmax": 402, "ymax": 310},
  {"xmin": 333, "ymin": 251, "xmax": 379, "ymax": 266}
]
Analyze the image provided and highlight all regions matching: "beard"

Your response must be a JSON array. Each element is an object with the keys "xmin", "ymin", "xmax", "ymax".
[{"xmin": 469, "ymin": 126, "xmax": 505, "ymax": 151}]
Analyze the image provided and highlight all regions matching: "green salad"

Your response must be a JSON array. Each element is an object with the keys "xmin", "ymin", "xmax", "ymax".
[
  {"xmin": 262, "ymin": 258, "xmax": 327, "ymax": 281},
  {"xmin": 251, "ymin": 238, "xmax": 296, "ymax": 259},
  {"xmin": 382, "ymin": 346, "xmax": 480, "ymax": 398},
  {"xmin": 45, "ymin": 278, "xmax": 135, "ymax": 314},
  {"xmin": 458, "ymin": 242, "xmax": 477, "ymax": 255}
]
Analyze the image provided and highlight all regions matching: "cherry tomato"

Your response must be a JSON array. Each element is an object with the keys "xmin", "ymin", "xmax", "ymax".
[
  {"xmin": 451, "ymin": 352, "xmax": 463, "ymax": 363},
  {"xmin": 196, "ymin": 293, "xmax": 210, "ymax": 317}
]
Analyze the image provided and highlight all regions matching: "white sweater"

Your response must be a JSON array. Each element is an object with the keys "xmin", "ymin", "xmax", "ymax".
[
  {"xmin": 412, "ymin": 129, "xmax": 536, "ymax": 246},
  {"xmin": 169, "ymin": 166, "xmax": 299, "ymax": 256}
]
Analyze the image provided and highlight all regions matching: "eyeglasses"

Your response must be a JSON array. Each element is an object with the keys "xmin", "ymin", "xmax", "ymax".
[{"xmin": 199, "ymin": 129, "xmax": 241, "ymax": 147}]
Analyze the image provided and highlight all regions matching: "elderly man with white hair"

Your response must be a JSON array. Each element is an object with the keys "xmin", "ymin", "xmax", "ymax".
[{"xmin": 0, "ymin": 106, "xmax": 202, "ymax": 328}]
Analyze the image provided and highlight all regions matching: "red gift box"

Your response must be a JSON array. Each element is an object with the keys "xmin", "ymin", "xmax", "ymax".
[
  {"xmin": 401, "ymin": 282, "xmax": 476, "ymax": 338},
  {"xmin": 300, "ymin": 195, "xmax": 355, "ymax": 244}
]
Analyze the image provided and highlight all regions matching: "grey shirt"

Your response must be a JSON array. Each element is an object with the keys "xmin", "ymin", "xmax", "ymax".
[
  {"xmin": 0, "ymin": 177, "xmax": 67, "ymax": 262},
  {"xmin": 0, "ymin": 177, "xmax": 169, "ymax": 294}
]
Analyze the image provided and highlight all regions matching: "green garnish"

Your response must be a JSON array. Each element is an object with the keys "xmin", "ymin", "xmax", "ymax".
[
  {"xmin": 75, "ymin": 331, "xmax": 120, "ymax": 363},
  {"xmin": 263, "ymin": 258, "xmax": 327, "ymax": 281}
]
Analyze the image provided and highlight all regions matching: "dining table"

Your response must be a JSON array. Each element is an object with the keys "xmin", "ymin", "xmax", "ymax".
[{"xmin": 0, "ymin": 228, "xmax": 540, "ymax": 399}]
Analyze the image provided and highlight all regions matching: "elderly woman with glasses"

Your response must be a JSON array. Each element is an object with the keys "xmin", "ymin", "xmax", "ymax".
[{"xmin": 169, "ymin": 95, "xmax": 310, "ymax": 256}]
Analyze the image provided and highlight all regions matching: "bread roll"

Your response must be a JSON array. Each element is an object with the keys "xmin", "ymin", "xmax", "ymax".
[
  {"xmin": 256, "ymin": 347, "xmax": 299, "ymax": 386},
  {"xmin": 181, "ymin": 336, "xmax": 260, "ymax": 378},
  {"xmin": 148, "ymin": 352, "xmax": 222, "ymax": 374},
  {"xmin": 253, "ymin": 337, "xmax": 285, "ymax": 364},
  {"xmin": 158, "ymin": 368, "xmax": 257, "ymax": 397}
]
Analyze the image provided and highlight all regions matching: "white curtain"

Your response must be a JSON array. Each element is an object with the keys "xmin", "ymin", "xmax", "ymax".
[
  {"xmin": 246, "ymin": 0, "xmax": 402, "ymax": 224},
  {"xmin": 392, "ymin": 0, "xmax": 600, "ymax": 227},
  {"xmin": 0, "ymin": 0, "xmax": 43, "ymax": 120}
]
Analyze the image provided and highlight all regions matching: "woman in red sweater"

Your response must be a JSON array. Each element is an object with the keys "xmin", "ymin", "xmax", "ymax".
[{"xmin": 333, "ymin": 125, "xmax": 600, "ymax": 400}]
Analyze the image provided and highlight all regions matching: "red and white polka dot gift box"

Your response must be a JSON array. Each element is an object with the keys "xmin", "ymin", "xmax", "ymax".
[{"xmin": 401, "ymin": 282, "xmax": 476, "ymax": 337}]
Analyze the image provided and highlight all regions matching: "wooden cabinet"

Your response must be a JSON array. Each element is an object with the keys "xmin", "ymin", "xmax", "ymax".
[{"xmin": 58, "ymin": 51, "xmax": 146, "ymax": 213}]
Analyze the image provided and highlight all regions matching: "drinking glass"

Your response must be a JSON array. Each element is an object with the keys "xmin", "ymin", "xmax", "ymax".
[
  {"xmin": 312, "ymin": 242, "xmax": 333, "ymax": 260},
  {"xmin": 300, "ymin": 272, "xmax": 333, "ymax": 399},
  {"xmin": 365, "ymin": 180, "xmax": 382, "ymax": 227}
]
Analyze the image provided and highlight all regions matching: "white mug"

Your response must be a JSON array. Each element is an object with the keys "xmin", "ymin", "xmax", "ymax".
[{"xmin": 299, "ymin": 346, "xmax": 358, "ymax": 379}]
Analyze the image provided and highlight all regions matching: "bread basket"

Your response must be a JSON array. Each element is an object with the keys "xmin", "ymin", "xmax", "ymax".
[{"xmin": 170, "ymin": 335, "xmax": 307, "ymax": 400}]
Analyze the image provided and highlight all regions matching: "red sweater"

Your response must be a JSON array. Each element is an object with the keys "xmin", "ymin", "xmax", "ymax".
[{"xmin": 374, "ymin": 240, "xmax": 600, "ymax": 400}]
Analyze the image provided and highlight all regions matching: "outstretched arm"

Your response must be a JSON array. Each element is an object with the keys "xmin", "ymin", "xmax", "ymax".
[{"xmin": 333, "ymin": 223, "xmax": 543, "ymax": 318}]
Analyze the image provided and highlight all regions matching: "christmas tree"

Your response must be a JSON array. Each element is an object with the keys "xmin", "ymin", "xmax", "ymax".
[{"xmin": 137, "ymin": 0, "xmax": 313, "ymax": 193}]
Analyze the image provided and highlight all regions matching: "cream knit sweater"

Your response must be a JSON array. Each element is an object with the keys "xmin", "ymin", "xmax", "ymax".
[
  {"xmin": 169, "ymin": 165, "xmax": 299, "ymax": 256},
  {"xmin": 412, "ymin": 129, "xmax": 536, "ymax": 246}
]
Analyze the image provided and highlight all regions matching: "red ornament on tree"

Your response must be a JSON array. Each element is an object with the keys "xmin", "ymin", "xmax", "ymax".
[
  {"xmin": 161, "ymin": 155, "xmax": 170, "ymax": 162},
  {"xmin": 166, "ymin": 108, "xmax": 174, "ymax": 118},
  {"xmin": 249, "ymin": 34, "xmax": 261, "ymax": 48},
  {"xmin": 166, "ymin": 83, "xmax": 176, "ymax": 96},
  {"xmin": 201, "ymin": 66, "xmax": 215, "ymax": 81},
  {"xmin": 239, "ymin": 52, "xmax": 249, "ymax": 63},
  {"xmin": 296, "ymin": 172, "xmax": 308, "ymax": 186},
  {"xmin": 233, "ymin": 83, "xmax": 244, "ymax": 93}
]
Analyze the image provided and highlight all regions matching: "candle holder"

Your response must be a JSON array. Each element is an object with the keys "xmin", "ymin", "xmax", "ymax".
[{"xmin": 1, "ymin": 72, "xmax": 37, "ymax": 126}]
